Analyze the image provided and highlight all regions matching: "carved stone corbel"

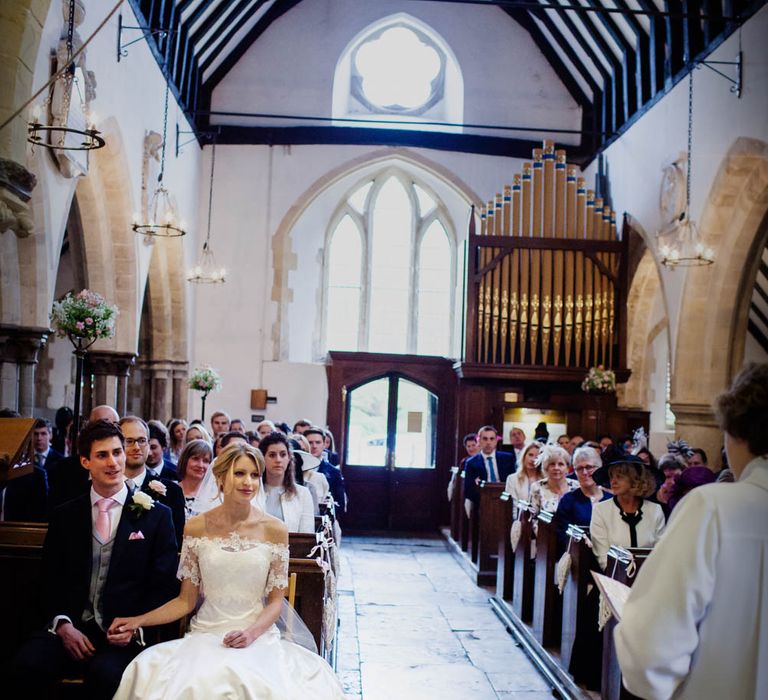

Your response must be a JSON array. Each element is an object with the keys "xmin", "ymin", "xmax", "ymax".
[{"xmin": 0, "ymin": 157, "xmax": 36, "ymax": 238}]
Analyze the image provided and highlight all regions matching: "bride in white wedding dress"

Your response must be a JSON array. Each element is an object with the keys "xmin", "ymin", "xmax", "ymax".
[{"xmin": 109, "ymin": 443, "xmax": 346, "ymax": 700}]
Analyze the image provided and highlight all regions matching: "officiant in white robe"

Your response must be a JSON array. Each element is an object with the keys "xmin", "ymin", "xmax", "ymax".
[{"xmin": 615, "ymin": 362, "xmax": 768, "ymax": 700}]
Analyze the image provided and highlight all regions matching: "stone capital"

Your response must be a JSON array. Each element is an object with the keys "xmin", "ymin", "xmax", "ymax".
[
  {"xmin": 0, "ymin": 325, "xmax": 49, "ymax": 363},
  {"xmin": 669, "ymin": 402, "xmax": 719, "ymax": 428},
  {"xmin": 86, "ymin": 351, "xmax": 136, "ymax": 377}
]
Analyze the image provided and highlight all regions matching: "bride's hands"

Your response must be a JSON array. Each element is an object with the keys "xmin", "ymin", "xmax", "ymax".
[
  {"xmin": 107, "ymin": 616, "xmax": 143, "ymax": 646},
  {"xmin": 223, "ymin": 628, "xmax": 259, "ymax": 648}
]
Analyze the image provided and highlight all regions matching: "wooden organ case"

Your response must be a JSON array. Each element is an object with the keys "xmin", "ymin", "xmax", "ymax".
[{"xmin": 454, "ymin": 140, "xmax": 648, "ymax": 451}]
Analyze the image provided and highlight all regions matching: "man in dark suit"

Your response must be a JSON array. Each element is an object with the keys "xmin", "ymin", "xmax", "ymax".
[
  {"xmin": 463, "ymin": 425, "xmax": 517, "ymax": 509},
  {"xmin": 32, "ymin": 417, "xmax": 64, "ymax": 471},
  {"xmin": 119, "ymin": 417, "xmax": 185, "ymax": 549},
  {"xmin": 10, "ymin": 420, "xmax": 179, "ymax": 699},
  {"xmin": 146, "ymin": 421, "xmax": 179, "ymax": 481},
  {"xmin": 305, "ymin": 427, "xmax": 347, "ymax": 512}
]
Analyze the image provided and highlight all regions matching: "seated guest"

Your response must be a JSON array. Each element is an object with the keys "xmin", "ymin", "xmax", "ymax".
[
  {"xmin": 305, "ymin": 426, "xmax": 347, "ymax": 512},
  {"xmin": 568, "ymin": 435, "xmax": 585, "ymax": 454},
  {"xmin": 590, "ymin": 455, "xmax": 666, "ymax": 570},
  {"xmin": 615, "ymin": 362, "xmax": 768, "ymax": 700},
  {"xmin": 655, "ymin": 452, "xmax": 687, "ymax": 516},
  {"xmin": 504, "ymin": 442, "xmax": 542, "ymax": 516},
  {"xmin": 292, "ymin": 418, "xmax": 312, "ymax": 435},
  {"xmin": 260, "ymin": 433, "xmax": 315, "ymax": 533},
  {"xmin": 167, "ymin": 419, "xmax": 188, "ymax": 464},
  {"xmin": 230, "ymin": 418, "xmax": 246, "ymax": 433},
  {"xmin": 32, "ymin": 417, "xmax": 64, "ymax": 470},
  {"xmin": 184, "ymin": 423, "xmax": 212, "ymax": 446},
  {"xmin": 119, "ymin": 417, "xmax": 185, "ymax": 549},
  {"xmin": 716, "ymin": 447, "xmax": 735, "ymax": 482},
  {"xmin": 209, "ymin": 411, "xmax": 230, "ymax": 440},
  {"xmin": 554, "ymin": 445, "xmax": 610, "ymax": 556},
  {"xmin": 9, "ymin": 420, "xmax": 179, "ymax": 699},
  {"xmin": 52, "ymin": 405, "xmax": 73, "ymax": 455},
  {"xmin": 529, "ymin": 445, "xmax": 577, "ymax": 516},
  {"xmin": 554, "ymin": 445, "xmax": 610, "ymax": 691},
  {"xmin": 635, "ymin": 446, "xmax": 662, "ymax": 485},
  {"xmin": 288, "ymin": 439, "xmax": 324, "ymax": 513},
  {"xmin": 464, "ymin": 425, "xmax": 517, "ymax": 512},
  {"xmin": 177, "ymin": 439, "xmax": 214, "ymax": 519},
  {"xmin": 508, "ymin": 427, "xmax": 527, "ymax": 463},
  {"xmin": 667, "ymin": 447, "xmax": 716, "ymax": 512},
  {"xmin": 256, "ymin": 419, "xmax": 277, "ymax": 439},
  {"xmin": 323, "ymin": 429, "xmax": 340, "ymax": 466},
  {"xmin": 557, "ymin": 434, "xmax": 571, "ymax": 450},
  {"xmin": 597, "ymin": 433, "xmax": 614, "ymax": 451},
  {"xmin": 448, "ymin": 432, "xmax": 480, "ymax": 502},
  {"xmin": 220, "ymin": 431, "xmax": 248, "ymax": 448},
  {"xmin": 246, "ymin": 431, "xmax": 261, "ymax": 449},
  {"xmin": 147, "ymin": 421, "xmax": 178, "ymax": 480}
]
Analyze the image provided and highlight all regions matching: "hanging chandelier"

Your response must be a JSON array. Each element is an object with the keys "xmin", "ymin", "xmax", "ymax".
[
  {"xmin": 132, "ymin": 85, "xmax": 186, "ymax": 238},
  {"xmin": 188, "ymin": 142, "xmax": 226, "ymax": 284},
  {"xmin": 27, "ymin": 0, "xmax": 105, "ymax": 153},
  {"xmin": 657, "ymin": 69, "xmax": 714, "ymax": 268}
]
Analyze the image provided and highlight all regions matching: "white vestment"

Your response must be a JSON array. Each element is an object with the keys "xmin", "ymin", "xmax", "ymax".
[{"xmin": 615, "ymin": 456, "xmax": 768, "ymax": 700}]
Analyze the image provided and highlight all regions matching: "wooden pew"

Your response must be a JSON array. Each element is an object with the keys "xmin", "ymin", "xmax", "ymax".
[
  {"xmin": 288, "ymin": 557, "xmax": 330, "ymax": 656},
  {"xmin": 601, "ymin": 546, "xmax": 653, "ymax": 700},
  {"xmin": 511, "ymin": 501, "xmax": 535, "ymax": 623},
  {"xmin": 495, "ymin": 490, "xmax": 515, "ymax": 600},
  {"xmin": 559, "ymin": 525, "xmax": 597, "ymax": 671},
  {"xmin": 531, "ymin": 510, "xmax": 562, "ymax": 650},
  {"xmin": 475, "ymin": 481, "xmax": 506, "ymax": 585},
  {"xmin": 448, "ymin": 466, "xmax": 462, "ymax": 543},
  {"xmin": 459, "ymin": 470, "xmax": 470, "ymax": 553}
]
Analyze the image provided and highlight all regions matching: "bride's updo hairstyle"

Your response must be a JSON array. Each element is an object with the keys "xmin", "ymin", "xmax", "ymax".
[{"xmin": 212, "ymin": 442, "xmax": 265, "ymax": 495}]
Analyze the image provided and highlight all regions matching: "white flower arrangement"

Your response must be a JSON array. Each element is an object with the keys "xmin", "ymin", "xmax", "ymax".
[
  {"xmin": 50, "ymin": 289, "xmax": 118, "ymax": 342},
  {"xmin": 147, "ymin": 480, "xmax": 167, "ymax": 498},
  {"xmin": 188, "ymin": 366, "xmax": 222, "ymax": 394},
  {"xmin": 128, "ymin": 491, "xmax": 155, "ymax": 517},
  {"xmin": 581, "ymin": 365, "xmax": 616, "ymax": 394}
]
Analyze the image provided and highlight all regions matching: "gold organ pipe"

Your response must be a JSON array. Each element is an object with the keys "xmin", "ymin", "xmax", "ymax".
[
  {"xmin": 552, "ymin": 149, "xmax": 566, "ymax": 366},
  {"xmin": 541, "ymin": 141, "xmax": 554, "ymax": 365},
  {"xmin": 477, "ymin": 205, "xmax": 487, "ymax": 362},
  {"xmin": 483, "ymin": 200, "xmax": 494, "ymax": 362},
  {"xmin": 500, "ymin": 186, "xmax": 511, "ymax": 363},
  {"xmin": 575, "ymin": 178, "xmax": 586, "ymax": 367},
  {"xmin": 530, "ymin": 149, "xmax": 543, "ymax": 364},
  {"xmin": 564, "ymin": 165, "xmax": 577, "ymax": 367},
  {"xmin": 591, "ymin": 197, "xmax": 604, "ymax": 367},
  {"xmin": 491, "ymin": 194, "xmax": 502, "ymax": 362},
  {"xmin": 584, "ymin": 190, "xmax": 595, "ymax": 367},
  {"xmin": 510, "ymin": 175, "xmax": 521, "ymax": 363},
  {"xmin": 520, "ymin": 163, "xmax": 532, "ymax": 361}
]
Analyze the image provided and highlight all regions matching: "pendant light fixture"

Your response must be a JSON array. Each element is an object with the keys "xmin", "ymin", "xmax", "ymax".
[
  {"xmin": 132, "ymin": 84, "xmax": 186, "ymax": 238},
  {"xmin": 657, "ymin": 68, "xmax": 714, "ymax": 268},
  {"xmin": 187, "ymin": 142, "xmax": 226, "ymax": 284}
]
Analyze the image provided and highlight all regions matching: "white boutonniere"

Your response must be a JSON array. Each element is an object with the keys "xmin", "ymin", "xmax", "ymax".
[
  {"xmin": 147, "ymin": 480, "xmax": 167, "ymax": 498},
  {"xmin": 129, "ymin": 491, "xmax": 155, "ymax": 518}
]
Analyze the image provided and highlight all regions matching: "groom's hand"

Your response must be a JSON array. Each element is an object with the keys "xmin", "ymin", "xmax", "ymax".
[
  {"xmin": 56, "ymin": 622, "xmax": 95, "ymax": 660},
  {"xmin": 107, "ymin": 617, "xmax": 140, "ymax": 646}
]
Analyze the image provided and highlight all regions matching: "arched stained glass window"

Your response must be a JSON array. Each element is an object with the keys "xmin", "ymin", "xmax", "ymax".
[{"xmin": 324, "ymin": 171, "xmax": 455, "ymax": 356}]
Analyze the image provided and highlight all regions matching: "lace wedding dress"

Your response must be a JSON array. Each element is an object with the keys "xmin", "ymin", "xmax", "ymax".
[{"xmin": 113, "ymin": 534, "xmax": 346, "ymax": 699}]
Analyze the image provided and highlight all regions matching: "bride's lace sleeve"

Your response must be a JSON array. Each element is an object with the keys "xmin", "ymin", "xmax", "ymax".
[
  {"xmin": 177, "ymin": 537, "xmax": 201, "ymax": 586},
  {"xmin": 265, "ymin": 543, "xmax": 289, "ymax": 595}
]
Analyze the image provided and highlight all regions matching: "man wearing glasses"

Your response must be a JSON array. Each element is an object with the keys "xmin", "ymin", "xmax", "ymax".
[{"xmin": 118, "ymin": 417, "xmax": 185, "ymax": 549}]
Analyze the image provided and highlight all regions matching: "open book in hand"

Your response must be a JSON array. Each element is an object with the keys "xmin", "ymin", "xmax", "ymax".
[{"xmin": 591, "ymin": 571, "xmax": 632, "ymax": 622}]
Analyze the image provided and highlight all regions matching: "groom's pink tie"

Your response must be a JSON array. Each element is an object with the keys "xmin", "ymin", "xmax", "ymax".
[{"xmin": 95, "ymin": 497, "xmax": 116, "ymax": 541}]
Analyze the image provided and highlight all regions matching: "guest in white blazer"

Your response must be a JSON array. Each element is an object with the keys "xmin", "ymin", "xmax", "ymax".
[
  {"xmin": 260, "ymin": 433, "xmax": 315, "ymax": 533},
  {"xmin": 504, "ymin": 442, "xmax": 542, "ymax": 517},
  {"xmin": 590, "ymin": 454, "xmax": 665, "ymax": 570},
  {"xmin": 616, "ymin": 362, "xmax": 768, "ymax": 700}
]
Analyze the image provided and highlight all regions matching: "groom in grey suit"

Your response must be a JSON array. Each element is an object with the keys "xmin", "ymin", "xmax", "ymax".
[{"xmin": 10, "ymin": 420, "xmax": 179, "ymax": 699}]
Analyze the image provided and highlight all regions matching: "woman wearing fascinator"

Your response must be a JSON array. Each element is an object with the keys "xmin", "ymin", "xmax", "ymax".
[{"xmin": 109, "ymin": 442, "xmax": 346, "ymax": 699}]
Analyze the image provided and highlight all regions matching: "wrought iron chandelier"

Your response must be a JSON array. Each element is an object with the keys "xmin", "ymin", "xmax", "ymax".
[
  {"xmin": 132, "ymin": 85, "xmax": 186, "ymax": 238},
  {"xmin": 657, "ymin": 69, "xmax": 714, "ymax": 268},
  {"xmin": 27, "ymin": 0, "xmax": 105, "ymax": 153},
  {"xmin": 188, "ymin": 142, "xmax": 226, "ymax": 284}
]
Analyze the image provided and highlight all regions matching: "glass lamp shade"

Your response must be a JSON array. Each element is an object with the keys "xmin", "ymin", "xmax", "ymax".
[
  {"xmin": 657, "ymin": 215, "xmax": 715, "ymax": 268},
  {"xmin": 132, "ymin": 185, "xmax": 186, "ymax": 238},
  {"xmin": 187, "ymin": 244, "xmax": 226, "ymax": 284}
]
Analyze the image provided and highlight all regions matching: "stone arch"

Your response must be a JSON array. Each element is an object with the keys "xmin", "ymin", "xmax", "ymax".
[
  {"xmin": 74, "ymin": 117, "xmax": 139, "ymax": 353},
  {"xmin": 620, "ymin": 246, "xmax": 668, "ymax": 410},
  {"xmin": 271, "ymin": 147, "xmax": 483, "ymax": 360},
  {"xmin": 671, "ymin": 137, "xmax": 768, "ymax": 460}
]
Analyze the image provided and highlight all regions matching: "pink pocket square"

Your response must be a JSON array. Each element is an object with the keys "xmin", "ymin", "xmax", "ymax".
[{"xmin": 128, "ymin": 531, "xmax": 145, "ymax": 540}]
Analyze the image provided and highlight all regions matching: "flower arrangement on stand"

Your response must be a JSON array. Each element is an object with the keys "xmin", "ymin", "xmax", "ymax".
[
  {"xmin": 188, "ymin": 366, "xmax": 221, "ymax": 421},
  {"xmin": 581, "ymin": 365, "xmax": 616, "ymax": 394},
  {"xmin": 50, "ymin": 289, "xmax": 118, "ymax": 436}
]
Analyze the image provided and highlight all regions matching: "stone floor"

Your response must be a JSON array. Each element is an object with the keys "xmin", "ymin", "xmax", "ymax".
[{"xmin": 335, "ymin": 534, "xmax": 554, "ymax": 700}]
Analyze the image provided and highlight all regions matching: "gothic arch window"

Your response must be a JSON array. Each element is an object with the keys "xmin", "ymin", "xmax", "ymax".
[
  {"xmin": 323, "ymin": 170, "xmax": 455, "ymax": 356},
  {"xmin": 332, "ymin": 15, "xmax": 464, "ymax": 131}
]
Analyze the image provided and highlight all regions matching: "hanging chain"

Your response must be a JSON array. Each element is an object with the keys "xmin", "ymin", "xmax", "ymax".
[
  {"xmin": 66, "ymin": 0, "xmax": 76, "ymax": 73},
  {"xmin": 158, "ymin": 83, "xmax": 170, "ymax": 184},
  {"xmin": 205, "ymin": 141, "xmax": 217, "ymax": 249},
  {"xmin": 685, "ymin": 69, "xmax": 693, "ymax": 216}
]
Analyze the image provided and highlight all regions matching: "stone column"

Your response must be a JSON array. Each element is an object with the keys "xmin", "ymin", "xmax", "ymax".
[
  {"xmin": 0, "ymin": 325, "xmax": 49, "ymax": 415},
  {"xmin": 87, "ymin": 351, "xmax": 136, "ymax": 417},
  {"xmin": 171, "ymin": 362, "xmax": 189, "ymax": 420},
  {"xmin": 669, "ymin": 402, "xmax": 724, "ymax": 469}
]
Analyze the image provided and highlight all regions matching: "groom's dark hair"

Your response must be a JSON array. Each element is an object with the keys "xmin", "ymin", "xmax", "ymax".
[{"xmin": 78, "ymin": 419, "xmax": 125, "ymax": 459}]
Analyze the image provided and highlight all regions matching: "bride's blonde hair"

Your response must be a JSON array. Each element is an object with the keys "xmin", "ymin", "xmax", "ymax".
[{"xmin": 212, "ymin": 442, "xmax": 265, "ymax": 494}]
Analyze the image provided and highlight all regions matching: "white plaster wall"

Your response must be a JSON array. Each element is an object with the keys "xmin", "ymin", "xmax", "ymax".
[
  {"xmin": 211, "ymin": 0, "xmax": 581, "ymax": 144},
  {"xmin": 27, "ymin": 0, "xmax": 202, "ymax": 351},
  {"xmin": 583, "ymin": 5, "xmax": 768, "ymax": 364}
]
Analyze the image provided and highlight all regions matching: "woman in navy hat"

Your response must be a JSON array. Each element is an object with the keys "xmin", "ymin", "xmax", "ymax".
[{"xmin": 590, "ymin": 454, "xmax": 666, "ymax": 570}]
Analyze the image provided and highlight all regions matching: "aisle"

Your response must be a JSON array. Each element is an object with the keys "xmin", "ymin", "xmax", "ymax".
[{"xmin": 334, "ymin": 534, "xmax": 553, "ymax": 700}]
